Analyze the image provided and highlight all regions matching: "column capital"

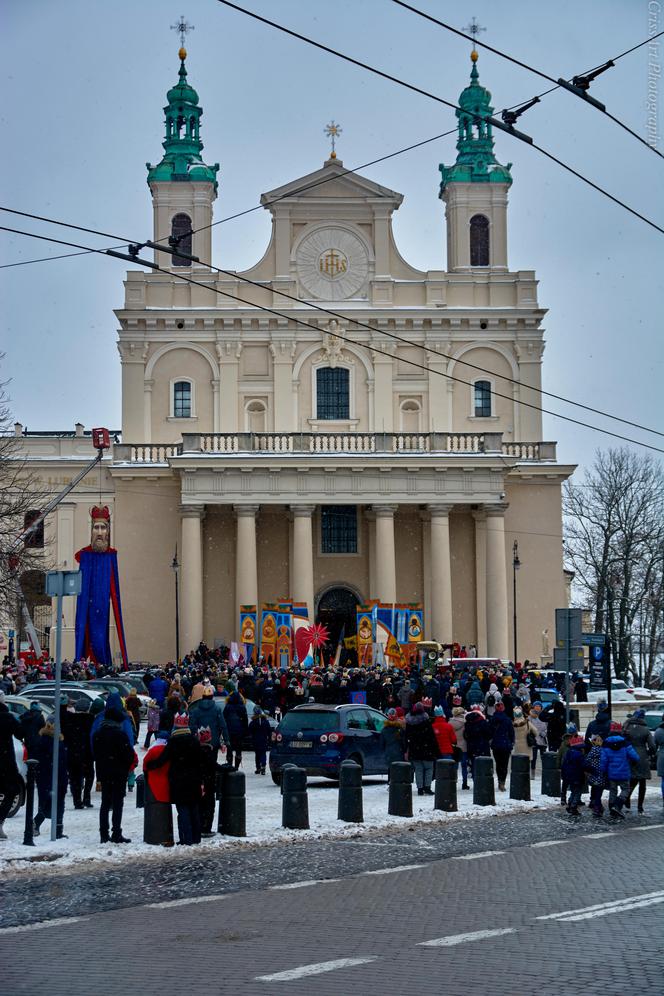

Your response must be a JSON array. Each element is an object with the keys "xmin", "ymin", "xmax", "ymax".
[
  {"xmin": 427, "ymin": 503, "xmax": 454, "ymax": 518},
  {"xmin": 372, "ymin": 503, "xmax": 398, "ymax": 517},
  {"xmin": 484, "ymin": 503, "xmax": 509, "ymax": 517},
  {"xmin": 234, "ymin": 504, "xmax": 259, "ymax": 517},
  {"xmin": 290, "ymin": 504, "xmax": 316, "ymax": 518},
  {"xmin": 178, "ymin": 504, "xmax": 205, "ymax": 519}
]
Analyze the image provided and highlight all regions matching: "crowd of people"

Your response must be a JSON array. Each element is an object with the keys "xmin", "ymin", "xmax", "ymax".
[{"xmin": 1, "ymin": 644, "xmax": 663, "ymax": 846}]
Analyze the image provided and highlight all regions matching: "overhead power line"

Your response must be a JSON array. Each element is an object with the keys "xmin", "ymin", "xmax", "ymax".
[
  {"xmin": 214, "ymin": 0, "xmax": 664, "ymax": 234},
  {"xmin": 391, "ymin": 0, "xmax": 664, "ymax": 159},
  {"xmin": 2, "ymin": 221, "xmax": 663, "ymax": 456},
  {"xmin": 1, "ymin": 204, "xmax": 663, "ymax": 440}
]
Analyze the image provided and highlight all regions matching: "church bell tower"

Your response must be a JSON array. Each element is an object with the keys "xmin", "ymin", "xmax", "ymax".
[
  {"xmin": 146, "ymin": 45, "xmax": 219, "ymax": 269},
  {"xmin": 439, "ymin": 51, "xmax": 512, "ymax": 272}
]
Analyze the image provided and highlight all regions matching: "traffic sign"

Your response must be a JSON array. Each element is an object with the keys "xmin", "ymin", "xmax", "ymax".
[{"xmin": 583, "ymin": 633, "xmax": 606, "ymax": 647}]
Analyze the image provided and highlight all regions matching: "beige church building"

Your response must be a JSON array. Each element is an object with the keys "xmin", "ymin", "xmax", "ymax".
[{"xmin": 15, "ymin": 49, "xmax": 574, "ymax": 665}]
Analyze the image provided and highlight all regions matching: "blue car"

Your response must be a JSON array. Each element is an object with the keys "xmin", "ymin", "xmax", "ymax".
[{"xmin": 269, "ymin": 703, "xmax": 389, "ymax": 784}]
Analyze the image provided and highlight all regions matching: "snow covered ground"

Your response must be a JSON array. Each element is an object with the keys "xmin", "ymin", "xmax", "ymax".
[{"xmin": 2, "ymin": 751, "xmax": 660, "ymax": 876}]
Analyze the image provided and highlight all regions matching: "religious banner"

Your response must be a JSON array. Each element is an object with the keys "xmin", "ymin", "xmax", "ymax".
[
  {"xmin": 406, "ymin": 606, "xmax": 424, "ymax": 644},
  {"xmin": 275, "ymin": 610, "xmax": 292, "ymax": 670},
  {"xmin": 240, "ymin": 605, "xmax": 257, "ymax": 659},
  {"xmin": 356, "ymin": 605, "xmax": 374, "ymax": 664},
  {"xmin": 259, "ymin": 604, "xmax": 278, "ymax": 662},
  {"xmin": 74, "ymin": 505, "xmax": 128, "ymax": 668}
]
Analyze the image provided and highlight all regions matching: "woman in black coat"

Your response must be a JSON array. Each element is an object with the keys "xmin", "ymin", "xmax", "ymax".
[
  {"xmin": 145, "ymin": 715, "xmax": 204, "ymax": 845},
  {"xmin": 464, "ymin": 707, "xmax": 492, "ymax": 778},
  {"xmin": 223, "ymin": 691, "xmax": 249, "ymax": 769},
  {"xmin": 404, "ymin": 702, "xmax": 439, "ymax": 795}
]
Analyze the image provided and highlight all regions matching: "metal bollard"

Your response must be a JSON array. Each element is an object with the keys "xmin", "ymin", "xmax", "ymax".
[
  {"xmin": 143, "ymin": 772, "xmax": 174, "ymax": 846},
  {"xmin": 472, "ymin": 756, "xmax": 496, "ymax": 806},
  {"xmin": 434, "ymin": 759, "xmax": 457, "ymax": 812},
  {"xmin": 135, "ymin": 772, "xmax": 145, "ymax": 809},
  {"xmin": 215, "ymin": 762, "xmax": 234, "ymax": 802},
  {"xmin": 282, "ymin": 766, "xmax": 309, "ymax": 830},
  {"xmin": 541, "ymin": 751, "xmax": 561, "ymax": 797},
  {"xmin": 220, "ymin": 770, "xmax": 246, "ymax": 837},
  {"xmin": 279, "ymin": 763, "xmax": 297, "ymax": 796},
  {"xmin": 337, "ymin": 760, "xmax": 363, "ymax": 823},
  {"xmin": 509, "ymin": 753, "xmax": 531, "ymax": 801},
  {"xmin": 388, "ymin": 761, "xmax": 413, "ymax": 817},
  {"xmin": 22, "ymin": 759, "xmax": 39, "ymax": 847}
]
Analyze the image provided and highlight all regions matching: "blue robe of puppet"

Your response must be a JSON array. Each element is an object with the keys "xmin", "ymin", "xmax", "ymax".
[{"xmin": 74, "ymin": 547, "xmax": 128, "ymax": 667}]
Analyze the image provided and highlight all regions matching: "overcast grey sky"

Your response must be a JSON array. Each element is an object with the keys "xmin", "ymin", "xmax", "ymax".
[{"xmin": 2, "ymin": 0, "xmax": 662, "ymax": 469}]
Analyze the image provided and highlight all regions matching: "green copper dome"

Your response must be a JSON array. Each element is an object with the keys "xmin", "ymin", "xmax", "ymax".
[
  {"xmin": 439, "ymin": 53, "xmax": 512, "ymax": 192},
  {"xmin": 147, "ymin": 52, "xmax": 219, "ymax": 188}
]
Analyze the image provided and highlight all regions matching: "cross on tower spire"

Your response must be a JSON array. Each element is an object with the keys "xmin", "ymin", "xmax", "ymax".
[
  {"xmin": 462, "ymin": 16, "xmax": 486, "ymax": 55},
  {"xmin": 171, "ymin": 15, "xmax": 195, "ymax": 49},
  {"xmin": 324, "ymin": 121, "xmax": 342, "ymax": 160}
]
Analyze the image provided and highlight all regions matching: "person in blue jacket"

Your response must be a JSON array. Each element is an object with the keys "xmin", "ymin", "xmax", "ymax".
[
  {"xmin": 561, "ymin": 735, "xmax": 586, "ymax": 816},
  {"xmin": 148, "ymin": 673, "xmax": 169, "ymax": 708},
  {"xmin": 90, "ymin": 692, "xmax": 135, "ymax": 750},
  {"xmin": 600, "ymin": 728, "xmax": 639, "ymax": 818}
]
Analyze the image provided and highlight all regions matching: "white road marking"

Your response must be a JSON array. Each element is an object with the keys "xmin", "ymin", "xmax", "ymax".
[
  {"xmin": 361, "ymin": 863, "xmax": 425, "ymax": 875},
  {"xmin": 530, "ymin": 839, "xmax": 566, "ymax": 848},
  {"xmin": 256, "ymin": 957, "xmax": 378, "ymax": 982},
  {"xmin": 270, "ymin": 879, "xmax": 340, "ymax": 890},
  {"xmin": 580, "ymin": 832, "xmax": 615, "ymax": 839},
  {"xmin": 0, "ymin": 916, "xmax": 87, "ymax": 936},
  {"xmin": 419, "ymin": 928, "xmax": 516, "ymax": 947},
  {"xmin": 146, "ymin": 895, "xmax": 227, "ymax": 909},
  {"xmin": 537, "ymin": 890, "xmax": 664, "ymax": 921},
  {"xmin": 453, "ymin": 850, "xmax": 505, "ymax": 860},
  {"xmin": 633, "ymin": 823, "xmax": 664, "ymax": 831},
  {"xmin": 564, "ymin": 895, "xmax": 664, "ymax": 921}
]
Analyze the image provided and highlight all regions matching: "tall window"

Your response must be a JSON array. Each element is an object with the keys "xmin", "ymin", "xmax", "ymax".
[
  {"xmin": 470, "ymin": 214, "xmax": 490, "ymax": 266},
  {"xmin": 474, "ymin": 380, "xmax": 492, "ymax": 418},
  {"xmin": 171, "ymin": 212, "xmax": 193, "ymax": 267},
  {"xmin": 316, "ymin": 367, "xmax": 349, "ymax": 420},
  {"xmin": 321, "ymin": 505, "xmax": 357, "ymax": 554},
  {"xmin": 173, "ymin": 380, "xmax": 192, "ymax": 418},
  {"xmin": 23, "ymin": 510, "xmax": 44, "ymax": 549}
]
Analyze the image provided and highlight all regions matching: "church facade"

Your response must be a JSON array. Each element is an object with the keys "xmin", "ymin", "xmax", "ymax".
[{"xmin": 15, "ymin": 49, "xmax": 574, "ymax": 665}]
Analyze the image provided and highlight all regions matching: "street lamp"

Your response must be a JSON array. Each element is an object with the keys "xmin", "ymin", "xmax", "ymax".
[
  {"xmin": 512, "ymin": 540, "xmax": 521, "ymax": 664},
  {"xmin": 172, "ymin": 545, "xmax": 180, "ymax": 664}
]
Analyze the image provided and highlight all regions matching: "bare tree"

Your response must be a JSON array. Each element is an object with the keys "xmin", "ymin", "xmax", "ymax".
[
  {"xmin": 0, "ymin": 369, "xmax": 51, "ymax": 649},
  {"xmin": 564, "ymin": 448, "xmax": 664, "ymax": 683}
]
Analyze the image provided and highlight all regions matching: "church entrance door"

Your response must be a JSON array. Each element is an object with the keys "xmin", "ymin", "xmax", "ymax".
[{"xmin": 316, "ymin": 585, "xmax": 358, "ymax": 654}]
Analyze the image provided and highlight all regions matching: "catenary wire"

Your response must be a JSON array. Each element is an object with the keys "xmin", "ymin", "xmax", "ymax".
[
  {"xmin": 3, "ymin": 222, "xmax": 662, "ymax": 455},
  {"xmin": 391, "ymin": 0, "xmax": 664, "ymax": 159},
  {"xmin": 1, "ymin": 207, "xmax": 663, "ymax": 441},
  {"xmin": 213, "ymin": 0, "xmax": 664, "ymax": 234}
]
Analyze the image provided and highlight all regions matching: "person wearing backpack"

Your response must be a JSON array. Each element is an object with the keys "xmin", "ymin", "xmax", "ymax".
[
  {"xmin": 92, "ymin": 694, "xmax": 135, "ymax": 843},
  {"xmin": 600, "ymin": 726, "xmax": 640, "ymax": 819},
  {"xmin": 561, "ymin": 735, "xmax": 586, "ymax": 816}
]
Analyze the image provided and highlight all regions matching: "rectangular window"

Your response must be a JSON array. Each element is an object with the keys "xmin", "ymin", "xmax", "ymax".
[
  {"xmin": 23, "ymin": 510, "xmax": 44, "ymax": 549},
  {"xmin": 321, "ymin": 505, "xmax": 357, "ymax": 554},
  {"xmin": 173, "ymin": 381, "xmax": 192, "ymax": 418},
  {"xmin": 474, "ymin": 380, "xmax": 492, "ymax": 418},
  {"xmin": 316, "ymin": 367, "xmax": 350, "ymax": 420}
]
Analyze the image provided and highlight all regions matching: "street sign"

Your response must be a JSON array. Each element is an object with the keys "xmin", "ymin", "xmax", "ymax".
[
  {"xmin": 583, "ymin": 633, "xmax": 606, "ymax": 647},
  {"xmin": 589, "ymin": 640, "xmax": 610, "ymax": 690},
  {"xmin": 555, "ymin": 608, "xmax": 583, "ymax": 649},
  {"xmin": 45, "ymin": 570, "xmax": 82, "ymax": 598},
  {"xmin": 554, "ymin": 647, "xmax": 584, "ymax": 669}
]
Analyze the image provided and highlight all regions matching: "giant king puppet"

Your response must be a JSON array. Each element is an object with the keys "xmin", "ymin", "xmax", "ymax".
[{"xmin": 74, "ymin": 505, "xmax": 129, "ymax": 668}]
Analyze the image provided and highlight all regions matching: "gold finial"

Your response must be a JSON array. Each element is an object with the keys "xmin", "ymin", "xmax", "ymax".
[
  {"xmin": 179, "ymin": 46, "xmax": 187, "ymax": 61},
  {"xmin": 471, "ymin": 49, "xmax": 479, "ymax": 63},
  {"xmin": 324, "ymin": 121, "xmax": 342, "ymax": 160}
]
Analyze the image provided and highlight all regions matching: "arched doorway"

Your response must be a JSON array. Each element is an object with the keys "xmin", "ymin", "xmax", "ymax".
[{"xmin": 316, "ymin": 585, "xmax": 360, "ymax": 653}]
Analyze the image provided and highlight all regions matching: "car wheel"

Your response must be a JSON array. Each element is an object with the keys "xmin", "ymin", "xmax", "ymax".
[
  {"xmin": 271, "ymin": 771, "xmax": 282, "ymax": 786},
  {"xmin": 7, "ymin": 779, "xmax": 25, "ymax": 819}
]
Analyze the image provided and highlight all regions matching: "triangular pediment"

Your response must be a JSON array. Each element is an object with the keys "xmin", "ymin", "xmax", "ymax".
[{"xmin": 260, "ymin": 158, "xmax": 403, "ymax": 212}]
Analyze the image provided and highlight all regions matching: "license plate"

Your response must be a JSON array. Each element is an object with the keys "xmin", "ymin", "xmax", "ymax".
[{"xmin": 290, "ymin": 740, "xmax": 312, "ymax": 748}]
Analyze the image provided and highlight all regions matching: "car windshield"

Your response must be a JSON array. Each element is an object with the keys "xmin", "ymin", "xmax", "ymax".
[{"xmin": 279, "ymin": 711, "xmax": 340, "ymax": 733}]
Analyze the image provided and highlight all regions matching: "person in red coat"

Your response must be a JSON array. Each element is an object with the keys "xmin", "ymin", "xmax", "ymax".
[
  {"xmin": 143, "ymin": 732, "xmax": 174, "ymax": 846},
  {"xmin": 432, "ymin": 706, "xmax": 457, "ymax": 758}
]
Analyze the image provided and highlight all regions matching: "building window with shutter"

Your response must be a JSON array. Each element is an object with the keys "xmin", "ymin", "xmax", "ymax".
[
  {"xmin": 470, "ymin": 214, "xmax": 490, "ymax": 266},
  {"xmin": 316, "ymin": 367, "xmax": 350, "ymax": 420},
  {"xmin": 321, "ymin": 505, "xmax": 357, "ymax": 554},
  {"xmin": 171, "ymin": 213, "xmax": 193, "ymax": 267},
  {"xmin": 474, "ymin": 380, "xmax": 492, "ymax": 418}
]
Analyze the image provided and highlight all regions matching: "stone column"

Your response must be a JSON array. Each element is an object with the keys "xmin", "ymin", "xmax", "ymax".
[
  {"xmin": 373, "ymin": 505, "xmax": 397, "ymax": 603},
  {"xmin": 428, "ymin": 504, "xmax": 453, "ymax": 641},
  {"xmin": 291, "ymin": 505, "xmax": 315, "ymax": 620},
  {"xmin": 485, "ymin": 504, "xmax": 509, "ymax": 659},
  {"xmin": 235, "ymin": 505, "xmax": 259, "ymax": 636},
  {"xmin": 472, "ymin": 509, "xmax": 488, "ymax": 655},
  {"xmin": 180, "ymin": 505, "xmax": 205, "ymax": 655}
]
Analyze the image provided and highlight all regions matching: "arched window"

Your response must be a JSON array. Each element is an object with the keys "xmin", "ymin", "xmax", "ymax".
[
  {"xmin": 23, "ymin": 510, "xmax": 44, "ymax": 549},
  {"xmin": 470, "ymin": 214, "xmax": 490, "ymax": 266},
  {"xmin": 399, "ymin": 399, "xmax": 421, "ymax": 433},
  {"xmin": 245, "ymin": 400, "xmax": 267, "ymax": 433},
  {"xmin": 474, "ymin": 380, "xmax": 492, "ymax": 418},
  {"xmin": 173, "ymin": 380, "xmax": 192, "ymax": 418},
  {"xmin": 171, "ymin": 213, "xmax": 193, "ymax": 267},
  {"xmin": 316, "ymin": 367, "xmax": 349, "ymax": 420}
]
